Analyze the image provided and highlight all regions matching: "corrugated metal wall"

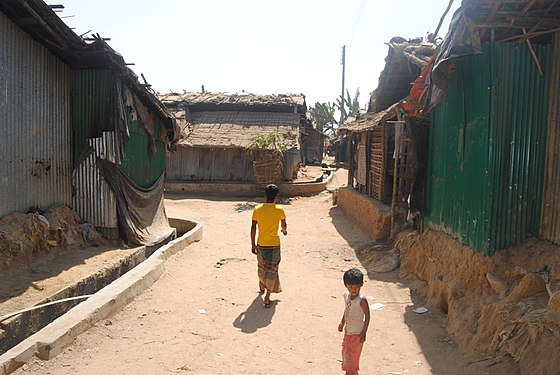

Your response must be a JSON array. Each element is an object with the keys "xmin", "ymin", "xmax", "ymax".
[
  {"xmin": 166, "ymin": 147, "xmax": 255, "ymax": 182},
  {"xmin": 72, "ymin": 132, "xmax": 119, "ymax": 229},
  {"xmin": 488, "ymin": 43, "xmax": 550, "ymax": 251},
  {"xmin": 425, "ymin": 43, "xmax": 551, "ymax": 255},
  {"xmin": 73, "ymin": 74, "xmax": 165, "ymax": 232},
  {"xmin": 541, "ymin": 33, "xmax": 560, "ymax": 244},
  {"xmin": 119, "ymin": 118, "xmax": 166, "ymax": 188},
  {"xmin": 0, "ymin": 11, "xmax": 73, "ymax": 217},
  {"xmin": 73, "ymin": 70, "xmax": 116, "ymax": 162},
  {"xmin": 72, "ymin": 70, "xmax": 119, "ymax": 230}
]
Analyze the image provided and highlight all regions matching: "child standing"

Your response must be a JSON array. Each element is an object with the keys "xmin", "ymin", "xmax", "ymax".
[{"xmin": 338, "ymin": 268, "xmax": 370, "ymax": 375}]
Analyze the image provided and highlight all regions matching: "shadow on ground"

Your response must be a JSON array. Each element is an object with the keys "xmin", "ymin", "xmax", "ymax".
[
  {"xmin": 0, "ymin": 243, "xmax": 121, "ymax": 306},
  {"xmin": 328, "ymin": 204, "xmax": 519, "ymax": 375},
  {"xmin": 233, "ymin": 294, "xmax": 278, "ymax": 333}
]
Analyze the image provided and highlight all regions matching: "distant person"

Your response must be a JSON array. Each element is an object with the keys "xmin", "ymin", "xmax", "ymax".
[
  {"xmin": 250, "ymin": 184, "xmax": 287, "ymax": 308},
  {"xmin": 338, "ymin": 268, "xmax": 370, "ymax": 375}
]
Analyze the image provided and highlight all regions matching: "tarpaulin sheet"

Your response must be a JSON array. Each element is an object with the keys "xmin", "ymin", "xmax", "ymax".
[
  {"xmin": 429, "ymin": 8, "xmax": 482, "ymax": 111},
  {"xmin": 97, "ymin": 158, "xmax": 175, "ymax": 246}
]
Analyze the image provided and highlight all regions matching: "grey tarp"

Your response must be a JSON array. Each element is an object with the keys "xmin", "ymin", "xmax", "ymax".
[
  {"xmin": 96, "ymin": 158, "xmax": 175, "ymax": 246},
  {"xmin": 428, "ymin": 8, "xmax": 483, "ymax": 111}
]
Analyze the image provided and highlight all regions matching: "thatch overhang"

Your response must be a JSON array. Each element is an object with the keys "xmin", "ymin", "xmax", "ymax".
[
  {"xmin": 0, "ymin": 0, "xmax": 176, "ymax": 138},
  {"xmin": 369, "ymin": 39, "xmax": 436, "ymax": 113},
  {"xmin": 175, "ymin": 111, "xmax": 300, "ymax": 149},
  {"xmin": 339, "ymin": 102, "xmax": 401, "ymax": 133},
  {"xmin": 160, "ymin": 92, "xmax": 307, "ymax": 114}
]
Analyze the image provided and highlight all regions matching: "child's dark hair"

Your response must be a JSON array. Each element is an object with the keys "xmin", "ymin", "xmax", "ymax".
[
  {"xmin": 265, "ymin": 184, "xmax": 279, "ymax": 201},
  {"xmin": 343, "ymin": 268, "xmax": 364, "ymax": 285}
]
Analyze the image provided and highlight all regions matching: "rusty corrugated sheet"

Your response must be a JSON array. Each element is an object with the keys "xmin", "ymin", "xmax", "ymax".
[
  {"xmin": 541, "ymin": 32, "xmax": 560, "ymax": 244},
  {"xmin": 425, "ymin": 42, "xmax": 551, "ymax": 255},
  {"xmin": 0, "ymin": 11, "xmax": 72, "ymax": 217}
]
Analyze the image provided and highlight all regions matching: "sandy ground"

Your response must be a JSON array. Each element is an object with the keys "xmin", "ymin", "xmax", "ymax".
[{"xmin": 12, "ymin": 169, "xmax": 519, "ymax": 375}]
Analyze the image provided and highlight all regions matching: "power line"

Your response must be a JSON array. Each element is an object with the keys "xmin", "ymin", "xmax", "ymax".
[{"xmin": 348, "ymin": 0, "xmax": 367, "ymax": 46}]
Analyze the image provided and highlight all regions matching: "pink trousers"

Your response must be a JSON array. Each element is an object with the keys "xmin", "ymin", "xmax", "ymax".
[{"xmin": 341, "ymin": 334, "xmax": 363, "ymax": 372}]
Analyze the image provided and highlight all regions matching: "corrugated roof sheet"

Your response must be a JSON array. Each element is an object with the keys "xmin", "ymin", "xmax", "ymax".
[
  {"xmin": 0, "ymin": 0, "xmax": 176, "ymax": 135},
  {"xmin": 177, "ymin": 111, "xmax": 300, "ymax": 148},
  {"xmin": 338, "ymin": 102, "xmax": 401, "ymax": 132}
]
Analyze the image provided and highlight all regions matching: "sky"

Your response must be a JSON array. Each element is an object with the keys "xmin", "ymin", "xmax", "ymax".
[{"xmin": 52, "ymin": 0, "xmax": 460, "ymax": 109}]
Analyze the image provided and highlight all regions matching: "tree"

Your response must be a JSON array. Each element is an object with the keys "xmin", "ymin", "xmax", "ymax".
[
  {"xmin": 310, "ymin": 102, "xmax": 338, "ymax": 136},
  {"xmin": 336, "ymin": 88, "xmax": 360, "ymax": 125}
]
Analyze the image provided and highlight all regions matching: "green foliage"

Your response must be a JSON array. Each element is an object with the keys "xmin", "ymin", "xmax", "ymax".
[
  {"xmin": 245, "ymin": 131, "xmax": 290, "ymax": 160},
  {"xmin": 310, "ymin": 102, "xmax": 338, "ymax": 136},
  {"xmin": 336, "ymin": 88, "xmax": 361, "ymax": 125},
  {"xmin": 309, "ymin": 88, "xmax": 361, "ymax": 135}
]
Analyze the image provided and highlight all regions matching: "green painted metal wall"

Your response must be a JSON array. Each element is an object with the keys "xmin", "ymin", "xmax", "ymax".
[
  {"xmin": 425, "ymin": 43, "xmax": 551, "ymax": 255},
  {"xmin": 73, "ymin": 70, "xmax": 116, "ymax": 162},
  {"xmin": 119, "ymin": 113, "xmax": 166, "ymax": 189},
  {"xmin": 73, "ymin": 71, "xmax": 165, "ymax": 188}
]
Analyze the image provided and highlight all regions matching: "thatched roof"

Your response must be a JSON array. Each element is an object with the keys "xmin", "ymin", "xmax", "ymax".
[
  {"xmin": 175, "ymin": 111, "xmax": 300, "ymax": 148},
  {"xmin": 338, "ymin": 102, "xmax": 401, "ymax": 132},
  {"xmin": 461, "ymin": 0, "xmax": 560, "ymax": 42},
  {"xmin": 159, "ymin": 92, "xmax": 307, "ymax": 113},
  {"xmin": 369, "ymin": 38, "xmax": 436, "ymax": 113}
]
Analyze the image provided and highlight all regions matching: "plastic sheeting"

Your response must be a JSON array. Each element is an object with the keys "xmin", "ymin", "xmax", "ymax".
[
  {"xmin": 429, "ymin": 8, "xmax": 482, "ymax": 111},
  {"xmin": 96, "ymin": 158, "xmax": 175, "ymax": 246}
]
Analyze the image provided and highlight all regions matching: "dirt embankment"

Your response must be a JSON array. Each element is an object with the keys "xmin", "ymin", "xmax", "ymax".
[
  {"xmin": 0, "ymin": 205, "xmax": 102, "ymax": 271},
  {"xmin": 397, "ymin": 229, "xmax": 560, "ymax": 375}
]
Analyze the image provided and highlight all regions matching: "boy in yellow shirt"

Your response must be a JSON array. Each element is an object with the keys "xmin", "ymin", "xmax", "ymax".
[{"xmin": 250, "ymin": 184, "xmax": 287, "ymax": 308}]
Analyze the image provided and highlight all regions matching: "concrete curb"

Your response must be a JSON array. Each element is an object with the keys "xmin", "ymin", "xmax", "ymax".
[
  {"xmin": 0, "ymin": 219, "xmax": 203, "ymax": 375},
  {"xmin": 165, "ymin": 169, "xmax": 335, "ymax": 197}
]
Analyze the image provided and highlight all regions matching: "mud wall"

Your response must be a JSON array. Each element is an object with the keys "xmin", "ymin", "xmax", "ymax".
[
  {"xmin": 397, "ymin": 229, "xmax": 560, "ymax": 374},
  {"xmin": 336, "ymin": 187, "xmax": 391, "ymax": 240}
]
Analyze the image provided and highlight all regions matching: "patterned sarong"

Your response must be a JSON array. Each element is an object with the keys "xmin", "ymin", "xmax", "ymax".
[
  {"xmin": 341, "ymin": 334, "xmax": 363, "ymax": 372},
  {"xmin": 257, "ymin": 245, "xmax": 282, "ymax": 293}
]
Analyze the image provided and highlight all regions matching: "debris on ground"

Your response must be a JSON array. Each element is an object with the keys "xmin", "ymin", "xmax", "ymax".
[{"xmin": 0, "ymin": 204, "xmax": 103, "ymax": 270}]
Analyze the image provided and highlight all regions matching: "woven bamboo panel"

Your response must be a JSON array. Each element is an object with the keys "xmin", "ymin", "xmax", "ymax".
[
  {"xmin": 369, "ymin": 126, "xmax": 386, "ymax": 200},
  {"xmin": 394, "ymin": 136, "xmax": 415, "ymax": 208}
]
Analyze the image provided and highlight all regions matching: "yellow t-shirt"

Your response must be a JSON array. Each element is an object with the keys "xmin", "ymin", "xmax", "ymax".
[{"xmin": 252, "ymin": 203, "xmax": 286, "ymax": 246}]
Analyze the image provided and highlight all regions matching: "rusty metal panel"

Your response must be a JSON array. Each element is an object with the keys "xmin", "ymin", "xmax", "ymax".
[
  {"xmin": 0, "ymin": 11, "xmax": 72, "ymax": 216},
  {"xmin": 72, "ymin": 132, "xmax": 119, "ymax": 229}
]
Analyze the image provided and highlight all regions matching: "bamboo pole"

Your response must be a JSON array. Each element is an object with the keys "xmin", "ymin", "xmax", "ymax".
[
  {"xmin": 523, "ymin": 28, "xmax": 544, "ymax": 76},
  {"xmin": 0, "ymin": 295, "xmax": 93, "ymax": 322}
]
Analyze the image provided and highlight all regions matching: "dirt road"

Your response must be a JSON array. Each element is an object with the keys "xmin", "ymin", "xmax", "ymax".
[{"xmin": 14, "ymin": 171, "xmax": 518, "ymax": 375}]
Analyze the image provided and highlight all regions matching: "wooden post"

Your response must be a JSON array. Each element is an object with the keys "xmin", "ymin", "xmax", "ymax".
[
  {"xmin": 390, "ymin": 113, "xmax": 403, "ymax": 234},
  {"xmin": 365, "ymin": 131, "xmax": 371, "ymax": 196}
]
